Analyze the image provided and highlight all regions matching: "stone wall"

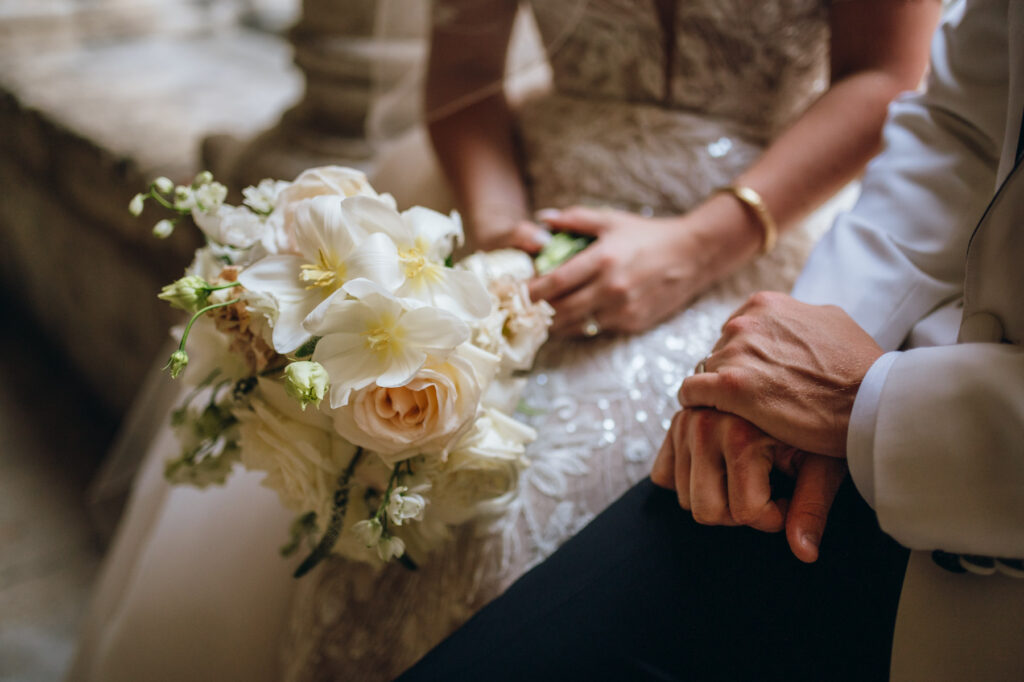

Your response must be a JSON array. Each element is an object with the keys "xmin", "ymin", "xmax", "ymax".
[{"xmin": 0, "ymin": 2, "xmax": 301, "ymax": 414}]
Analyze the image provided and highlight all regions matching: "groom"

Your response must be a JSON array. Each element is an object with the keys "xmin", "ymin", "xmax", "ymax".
[{"xmin": 401, "ymin": 1, "xmax": 1024, "ymax": 679}]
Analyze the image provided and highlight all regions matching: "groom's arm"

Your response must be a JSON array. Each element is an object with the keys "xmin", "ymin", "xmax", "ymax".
[
  {"xmin": 792, "ymin": 0, "xmax": 1005, "ymax": 349},
  {"xmin": 684, "ymin": 2, "xmax": 1024, "ymax": 557}
]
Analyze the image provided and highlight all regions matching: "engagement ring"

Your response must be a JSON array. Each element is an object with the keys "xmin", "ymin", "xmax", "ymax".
[{"xmin": 582, "ymin": 316, "xmax": 601, "ymax": 338}]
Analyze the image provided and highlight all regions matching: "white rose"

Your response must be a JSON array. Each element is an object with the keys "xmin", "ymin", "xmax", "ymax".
[
  {"xmin": 332, "ymin": 343, "xmax": 499, "ymax": 464},
  {"xmin": 428, "ymin": 408, "xmax": 535, "ymax": 524},
  {"xmin": 483, "ymin": 276, "xmax": 554, "ymax": 371},
  {"xmin": 276, "ymin": 166, "xmax": 396, "ymax": 247},
  {"xmin": 458, "ymin": 248, "xmax": 536, "ymax": 285},
  {"xmin": 236, "ymin": 378, "xmax": 358, "ymax": 525}
]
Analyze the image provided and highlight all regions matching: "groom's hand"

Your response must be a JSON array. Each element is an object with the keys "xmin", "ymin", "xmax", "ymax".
[
  {"xmin": 679, "ymin": 292, "xmax": 883, "ymax": 458},
  {"xmin": 651, "ymin": 408, "xmax": 847, "ymax": 562}
]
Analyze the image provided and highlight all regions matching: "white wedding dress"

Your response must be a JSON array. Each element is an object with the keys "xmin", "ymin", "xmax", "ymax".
[
  {"xmin": 70, "ymin": 1, "xmax": 855, "ymax": 680},
  {"xmin": 278, "ymin": 1, "xmax": 855, "ymax": 680}
]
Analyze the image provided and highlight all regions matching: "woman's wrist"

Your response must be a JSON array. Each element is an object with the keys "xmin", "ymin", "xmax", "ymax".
[{"xmin": 676, "ymin": 192, "xmax": 766, "ymax": 279}]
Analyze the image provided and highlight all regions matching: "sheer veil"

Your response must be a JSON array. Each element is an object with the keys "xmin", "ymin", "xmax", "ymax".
[{"xmin": 366, "ymin": 0, "xmax": 570, "ymax": 211}]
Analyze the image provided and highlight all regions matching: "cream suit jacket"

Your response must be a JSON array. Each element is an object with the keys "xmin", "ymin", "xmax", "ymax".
[{"xmin": 792, "ymin": 0, "xmax": 1024, "ymax": 678}]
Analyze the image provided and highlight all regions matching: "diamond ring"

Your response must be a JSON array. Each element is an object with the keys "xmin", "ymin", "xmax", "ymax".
[{"xmin": 582, "ymin": 316, "xmax": 601, "ymax": 338}]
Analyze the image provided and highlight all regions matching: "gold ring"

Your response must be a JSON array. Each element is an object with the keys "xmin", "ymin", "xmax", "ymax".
[{"xmin": 582, "ymin": 316, "xmax": 601, "ymax": 338}]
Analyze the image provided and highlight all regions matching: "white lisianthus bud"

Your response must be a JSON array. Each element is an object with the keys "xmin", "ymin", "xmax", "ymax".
[
  {"xmin": 386, "ymin": 486, "xmax": 426, "ymax": 526},
  {"xmin": 153, "ymin": 219, "xmax": 175, "ymax": 239},
  {"xmin": 165, "ymin": 349, "xmax": 189, "ymax": 378},
  {"xmin": 194, "ymin": 170, "xmax": 214, "ymax": 186},
  {"xmin": 352, "ymin": 518, "xmax": 383, "ymax": 548},
  {"xmin": 129, "ymin": 193, "xmax": 145, "ymax": 216},
  {"xmin": 282, "ymin": 361, "xmax": 330, "ymax": 410},
  {"xmin": 154, "ymin": 176, "xmax": 174, "ymax": 194},
  {"xmin": 158, "ymin": 275, "xmax": 210, "ymax": 313},
  {"xmin": 376, "ymin": 533, "xmax": 406, "ymax": 562}
]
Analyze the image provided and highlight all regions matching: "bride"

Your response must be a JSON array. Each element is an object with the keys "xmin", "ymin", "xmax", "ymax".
[{"xmin": 71, "ymin": 1, "xmax": 939, "ymax": 680}]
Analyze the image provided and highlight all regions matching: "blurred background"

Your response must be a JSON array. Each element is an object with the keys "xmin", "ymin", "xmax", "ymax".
[{"xmin": 0, "ymin": 1, "xmax": 438, "ymax": 678}]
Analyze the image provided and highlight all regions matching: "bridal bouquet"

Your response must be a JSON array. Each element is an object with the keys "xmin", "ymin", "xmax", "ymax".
[{"xmin": 132, "ymin": 167, "xmax": 553, "ymax": 576}]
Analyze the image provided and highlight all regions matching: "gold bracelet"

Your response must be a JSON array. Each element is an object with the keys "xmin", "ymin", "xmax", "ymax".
[{"xmin": 713, "ymin": 185, "xmax": 778, "ymax": 255}]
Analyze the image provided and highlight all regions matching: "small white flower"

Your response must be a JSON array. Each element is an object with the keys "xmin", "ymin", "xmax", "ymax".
[
  {"xmin": 153, "ymin": 219, "xmax": 175, "ymax": 239},
  {"xmin": 194, "ymin": 170, "xmax": 214, "ymax": 186},
  {"xmin": 193, "ymin": 204, "xmax": 268, "ymax": 248},
  {"xmin": 154, "ymin": 176, "xmax": 174, "ymax": 194},
  {"xmin": 376, "ymin": 533, "xmax": 406, "ymax": 562},
  {"xmin": 194, "ymin": 181, "xmax": 228, "ymax": 213},
  {"xmin": 243, "ymin": 179, "xmax": 290, "ymax": 214},
  {"xmin": 174, "ymin": 186, "xmax": 195, "ymax": 211},
  {"xmin": 352, "ymin": 518, "xmax": 383, "ymax": 547},
  {"xmin": 386, "ymin": 486, "xmax": 426, "ymax": 526},
  {"xmin": 282, "ymin": 361, "xmax": 329, "ymax": 410},
  {"xmin": 129, "ymin": 193, "xmax": 145, "ymax": 216}
]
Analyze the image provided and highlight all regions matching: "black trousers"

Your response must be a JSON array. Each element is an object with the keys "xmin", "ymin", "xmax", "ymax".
[{"xmin": 399, "ymin": 478, "xmax": 909, "ymax": 681}]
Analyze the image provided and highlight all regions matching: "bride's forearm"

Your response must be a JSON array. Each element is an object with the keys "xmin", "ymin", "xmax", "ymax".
[
  {"xmin": 684, "ymin": 1, "xmax": 940, "ymax": 274},
  {"xmin": 427, "ymin": 93, "xmax": 532, "ymax": 245}
]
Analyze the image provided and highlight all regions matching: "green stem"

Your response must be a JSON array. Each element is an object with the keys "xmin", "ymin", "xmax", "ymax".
[
  {"xmin": 294, "ymin": 448, "xmax": 364, "ymax": 578},
  {"xmin": 205, "ymin": 281, "xmax": 242, "ymax": 293},
  {"xmin": 177, "ymin": 298, "xmax": 240, "ymax": 352},
  {"xmin": 149, "ymin": 189, "xmax": 188, "ymax": 214}
]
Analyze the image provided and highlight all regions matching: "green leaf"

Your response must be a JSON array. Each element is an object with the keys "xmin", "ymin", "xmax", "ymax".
[{"xmin": 534, "ymin": 232, "xmax": 594, "ymax": 275}]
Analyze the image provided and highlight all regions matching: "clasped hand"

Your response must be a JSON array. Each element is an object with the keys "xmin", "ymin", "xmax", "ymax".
[{"xmin": 653, "ymin": 292, "xmax": 884, "ymax": 562}]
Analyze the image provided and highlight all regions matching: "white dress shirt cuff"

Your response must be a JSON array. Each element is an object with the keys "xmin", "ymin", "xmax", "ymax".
[{"xmin": 846, "ymin": 351, "xmax": 899, "ymax": 510}]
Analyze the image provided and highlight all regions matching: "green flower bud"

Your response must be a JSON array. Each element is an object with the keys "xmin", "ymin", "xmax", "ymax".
[
  {"xmin": 165, "ymin": 349, "xmax": 189, "ymax": 378},
  {"xmin": 158, "ymin": 275, "xmax": 210, "ymax": 313},
  {"xmin": 153, "ymin": 219, "xmax": 175, "ymax": 239},
  {"xmin": 154, "ymin": 176, "xmax": 174, "ymax": 194},
  {"xmin": 194, "ymin": 170, "xmax": 214, "ymax": 186},
  {"xmin": 129, "ymin": 193, "xmax": 145, "ymax": 216},
  {"xmin": 283, "ymin": 361, "xmax": 330, "ymax": 410}
]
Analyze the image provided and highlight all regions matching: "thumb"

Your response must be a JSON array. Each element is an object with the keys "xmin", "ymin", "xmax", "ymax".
[
  {"xmin": 785, "ymin": 455, "xmax": 846, "ymax": 563},
  {"xmin": 510, "ymin": 221, "xmax": 551, "ymax": 254},
  {"xmin": 536, "ymin": 206, "xmax": 612, "ymax": 236}
]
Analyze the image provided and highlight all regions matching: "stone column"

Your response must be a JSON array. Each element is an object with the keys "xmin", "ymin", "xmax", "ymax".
[{"xmin": 203, "ymin": 0, "xmax": 428, "ymax": 188}]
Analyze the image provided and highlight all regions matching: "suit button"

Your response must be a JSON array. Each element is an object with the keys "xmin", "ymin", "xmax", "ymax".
[{"xmin": 958, "ymin": 311, "xmax": 1004, "ymax": 343}]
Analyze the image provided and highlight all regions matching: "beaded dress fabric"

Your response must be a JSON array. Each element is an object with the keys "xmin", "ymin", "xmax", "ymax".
[{"xmin": 280, "ymin": 1, "xmax": 840, "ymax": 679}]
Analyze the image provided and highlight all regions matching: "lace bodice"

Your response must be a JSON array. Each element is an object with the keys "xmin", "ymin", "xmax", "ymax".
[
  {"xmin": 279, "ymin": 3, "xmax": 843, "ymax": 680},
  {"xmin": 530, "ymin": 0, "xmax": 829, "ymax": 136}
]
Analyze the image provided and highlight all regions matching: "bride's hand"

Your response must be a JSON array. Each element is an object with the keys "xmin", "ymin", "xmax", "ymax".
[
  {"xmin": 528, "ymin": 206, "xmax": 714, "ymax": 337},
  {"xmin": 468, "ymin": 217, "xmax": 551, "ymax": 254}
]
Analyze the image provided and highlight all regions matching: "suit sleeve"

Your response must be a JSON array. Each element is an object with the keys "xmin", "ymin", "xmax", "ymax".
[
  {"xmin": 793, "ymin": 0, "xmax": 1024, "ymax": 555},
  {"xmin": 792, "ymin": 0, "xmax": 1005, "ymax": 350}
]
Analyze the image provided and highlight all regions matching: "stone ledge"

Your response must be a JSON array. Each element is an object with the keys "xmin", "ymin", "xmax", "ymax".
[{"xmin": 0, "ymin": 28, "xmax": 301, "ymax": 413}]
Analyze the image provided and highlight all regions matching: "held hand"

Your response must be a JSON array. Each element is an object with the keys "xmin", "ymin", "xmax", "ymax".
[
  {"xmin": 651, "ymin": 408, "xmax": 847, "ymax": 562},
  {"xmin": 679, "ymin": 292, "xmax": 883, "ymax": 458},
  {"xmin": 527, "ymin": 207, "xmax": 712, "ymax": 337}
]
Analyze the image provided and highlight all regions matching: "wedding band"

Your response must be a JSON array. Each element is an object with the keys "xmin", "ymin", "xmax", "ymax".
[{"xmin": 582, "ymin": 316, "xmax": 601, "ymax": 338}]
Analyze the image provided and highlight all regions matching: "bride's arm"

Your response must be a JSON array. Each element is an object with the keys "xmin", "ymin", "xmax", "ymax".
[
  {"xmin": 426, "ymin": 0, "xmax": 548, "ymax": 253},
  {"xmin": 532, "ymin": 1, "xmax": 942, "ymax": 337}
]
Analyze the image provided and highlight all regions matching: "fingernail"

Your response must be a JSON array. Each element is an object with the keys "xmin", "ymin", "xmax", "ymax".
[
  {"xmin": 535, "ymin": 208, "xmax": 561, "ymax": 221},
  {"xmin": 532, "ymin": 229, "xmax": 552, "ymax": 246},
  {"xmin": 801, "ymin": 531, "xmax": 820, "ymax": 551}
]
